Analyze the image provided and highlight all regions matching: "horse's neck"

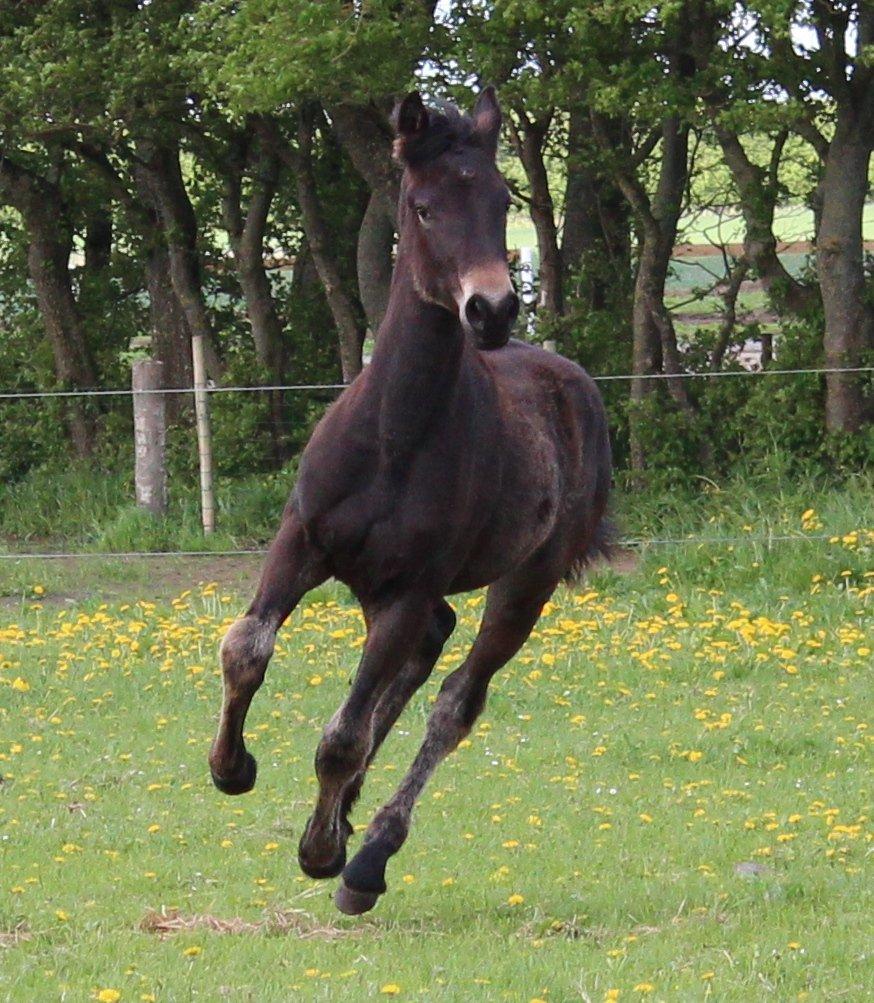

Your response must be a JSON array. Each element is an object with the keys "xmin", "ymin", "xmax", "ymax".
[{"xmin": 368, "ymin": 262, "xmax": 466, "ymax": 465}]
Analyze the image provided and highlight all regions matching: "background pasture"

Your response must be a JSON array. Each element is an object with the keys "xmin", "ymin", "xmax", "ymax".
[{"xmin": 1, "ymin": 481, "xmax": 870, "ymax": 1002}]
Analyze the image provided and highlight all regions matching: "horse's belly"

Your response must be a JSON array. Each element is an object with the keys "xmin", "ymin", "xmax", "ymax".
[{"xmin": 449, "ymin": 471, "xmax": 561, "ymax": 591}]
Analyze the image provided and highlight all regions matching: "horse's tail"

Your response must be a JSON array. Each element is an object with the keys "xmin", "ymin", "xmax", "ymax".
[
  {"xmin": 564, "ymin": 380, "xmax": 614, "ymax": 585},
  {"xmin": 564, "ymin": 513, "xmax": 615, "ymax": 584}
]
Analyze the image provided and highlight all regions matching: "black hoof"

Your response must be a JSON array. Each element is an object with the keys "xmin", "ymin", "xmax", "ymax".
[
  {"xmin": 210, "ymin": 751, "xmax": 257, "ymax": 795},
  {"xmin": 298, "ymin": 822, "xmax": 347, "ymax": 879},
  {"xmin": 334, "ymin": 881, "xmax": 381, "ymax": 915},
  {"xmin": 298, "ymin": 844, "xmax": 347, "ymax": 880}
]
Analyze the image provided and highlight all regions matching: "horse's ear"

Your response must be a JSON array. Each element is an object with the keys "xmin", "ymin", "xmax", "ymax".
[
  {"xmin": 472, "ymin": 85, "xmax": 501, "ymax": 158},
  {"xmin": 394, "ymin": 92, "xmax": 429, "ymax": 139}
]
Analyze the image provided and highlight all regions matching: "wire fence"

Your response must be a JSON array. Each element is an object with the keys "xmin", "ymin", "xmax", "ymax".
[
  {"xmin": 0, "ymin": 532, "xmax": 860, "ymax": 562},
  {"xmin": 0, "ymin": 365, "xmax": 871, "ymax": 400},
  {"xmin": 1, "ymin": 363, "xmax": 870, "ymax": 562}
]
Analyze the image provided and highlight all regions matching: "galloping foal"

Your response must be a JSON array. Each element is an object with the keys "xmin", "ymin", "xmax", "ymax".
[{"xmin": 209, "ymin": 87, "xmax": 612, "ymax": 915}]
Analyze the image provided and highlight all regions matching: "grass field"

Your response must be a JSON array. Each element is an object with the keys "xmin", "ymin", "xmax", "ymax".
[{"xmin": 1, "ymin": 486, "xmax": 871, "ymax": 1002}]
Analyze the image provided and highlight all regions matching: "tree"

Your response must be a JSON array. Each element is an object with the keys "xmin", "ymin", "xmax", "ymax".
[
  {"xmin": 705, "ymin": 0, "xmax": 872, "ymax": 432},
  {"xmin": 0, "ymin": 153, "xmax": 99, "ymax": 455}
]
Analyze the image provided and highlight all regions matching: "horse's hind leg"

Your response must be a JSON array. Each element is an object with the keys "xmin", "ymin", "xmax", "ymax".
[
  {"xmin": 297, "ymin": 593, "xmax": 432, "ymax": 879},
  {"xmin": 335, "ymin": 576, "xmax": 554, "ymax": 915},
  {"xmin": 209, "ymin": 509, "xmax": 327, "ymax": 795},
  {"xmin": 339, "ymin": 600, "xmax": 456, "ymax": 831}
]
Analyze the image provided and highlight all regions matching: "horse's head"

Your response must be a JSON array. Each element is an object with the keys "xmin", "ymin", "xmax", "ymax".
[{"xmin": 393, "ymin": 87, "xmax": 519, "ymax": 350}]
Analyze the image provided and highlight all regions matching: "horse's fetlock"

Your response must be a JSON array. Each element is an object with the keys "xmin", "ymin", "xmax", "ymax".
[{"xmin": 372, "ymin": 809, "xmax": 409, "ymax": 852}]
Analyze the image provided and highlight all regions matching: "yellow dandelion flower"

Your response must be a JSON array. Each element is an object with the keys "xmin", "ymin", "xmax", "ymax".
[
  {"xmin": 182, "ymin": 945, "xmax": 202, "ymax": 957},
  {"xmin": 380, "ymin": 985, "xmax": 402, "ymax": 996},
  {"xmin": 507, "ymin": 893, "xmax": 525, "ymax": 906},
  {"xmin": 95, "ymin": 991, "xmax": 121, "ymax": 1003}
]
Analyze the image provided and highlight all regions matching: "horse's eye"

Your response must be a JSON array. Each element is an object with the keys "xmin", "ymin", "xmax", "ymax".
[{"xmin": 415, "ymin": 205, "xmax": 430, "ymax": 223}]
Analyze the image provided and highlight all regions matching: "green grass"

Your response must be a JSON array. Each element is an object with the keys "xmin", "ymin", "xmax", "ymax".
[{"xmin": 0, "ymin": 484, "xmax": 871, "ymax": 1001}]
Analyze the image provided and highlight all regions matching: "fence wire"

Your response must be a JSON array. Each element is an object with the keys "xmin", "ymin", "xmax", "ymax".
[
  {"xmin": 1, "ymin": 365, "xmax": 869, "ymax": 562},
  {"xmin": 0, "ymin": 531, "xmax": 856, "ymax": 561},
  {"xmin": 0, "ymin": 366, "xmax": 871, "ymax": 401}
]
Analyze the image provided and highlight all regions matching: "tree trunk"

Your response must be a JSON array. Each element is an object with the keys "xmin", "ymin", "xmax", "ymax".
[
  {"xmin": 603, "ymin": 115, "xmax": 692, "ymax": 473},
  {"xmin": 221, "ymin": 143, "xmax": 287, "ymax": 376},
  {"xmin": 143, "ymin": 243, "xmax": 193, "ymax": 394},
  {"xmin": 26, "ymin": 228, "xmax": 99, "ymax": 457},
  {"xmin": 711, "ymin": 256, "xmax": 749, "ymax": 371},
  {"xmin": 508, "ymin": 112, "xmax": 563, "ymax": 318},
  {"xmin": 289, "ymin": 108, "xmax": 366, "ymax": 382},
  {"xmin": 629, "ymin": 232, "xmax": 668, "ymax": 471},
  {"xmin": 128, "ymin": 162, "xmax": 195, "ymax": 406},
  {"xmin": 562, "ymin": 109, "xmax": 631, "ymax": 311},
  {"xmin": 327, "ymin": 103, "xmax": 399, "ymax": 336},
  {"xmin": 0, "ymin": 157, "xmax": 98, "ymax": 456},
  {"xmin": 817, "ymin": 116, "xmax": 872, "ymax": 433},
  {"xmin": 328, "ymin": 102, "xmax": 400, "ymax": 222},
  {"xmin": 84, "ymin": 207, "xmax": 112, "ymax": 274},
  {"xmin": 357, "ymin": 192, "xmax": 395, "ymax": 334},
  {"xmin": 714, "ymin": 125, "xmax": 816, "ymax": 316},
  {"xmin": 135, "ymin": 140, "xmax": 223, "ymax": 381}
]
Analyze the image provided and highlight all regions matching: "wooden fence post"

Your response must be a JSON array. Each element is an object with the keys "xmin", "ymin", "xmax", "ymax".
[
  {"xmin": 191, "ymin": 333, "xmax": 215, "ymax": 535},
  {"xmin": 131, "ymin": 337, "xmax": 167, "ymax": 516}
]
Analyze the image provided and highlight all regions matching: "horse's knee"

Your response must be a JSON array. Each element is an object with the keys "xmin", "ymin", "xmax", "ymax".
[
  {"xmin": 220, "ymin": 615, "xmax": 275, "ymax": 691},
  {"xmin": 316, "ymin": 721, "xmax": 368, "ymax": 782}
]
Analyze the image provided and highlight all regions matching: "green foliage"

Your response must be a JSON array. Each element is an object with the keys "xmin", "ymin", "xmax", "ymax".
[
  {"xmin": 199, "ymin": 0, "xmax": 434, "ymax": 111},
  {"xmin": 0, "ymin": 0, "xmax": 870, "ymax": 551}
]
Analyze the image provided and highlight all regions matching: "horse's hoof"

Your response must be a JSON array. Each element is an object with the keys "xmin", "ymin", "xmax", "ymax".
[
  {"xmin": 210, "ymin": 752, "xmax": 257, "ymax": 795},
  {"xmin": 298, "ymin": 833, "xmax": 347, "ymax": 880},
  {"xmin": 334, "ymin": 881, "xmax": 381, "ymax": 915}
]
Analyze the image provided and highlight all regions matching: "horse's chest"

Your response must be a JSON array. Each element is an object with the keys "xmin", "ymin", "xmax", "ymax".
[{"xmin": 297, "ymin": 447, "xmax": 477, "ymax": 583}]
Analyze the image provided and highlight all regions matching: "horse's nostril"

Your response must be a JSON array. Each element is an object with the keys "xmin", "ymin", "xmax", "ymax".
[
  {"xmin": 465, "ymin": 294, "xmax": 487, "ymax": 331},
  {"xmin": 506, "ymin": 293, "xmax": 520, "ymax": 324}
]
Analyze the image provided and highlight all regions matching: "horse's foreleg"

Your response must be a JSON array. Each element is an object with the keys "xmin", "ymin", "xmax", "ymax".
[
  {"xmin": 335, "ymin": 583, "xmax": 550, "ymax": 915},
  {"xmin": 297, "ymin": 594, "xmax": 432, "ymax": 880},
  {"xmin": 209, "ymin": 510, "xmax": 327, "ymax": 795}
]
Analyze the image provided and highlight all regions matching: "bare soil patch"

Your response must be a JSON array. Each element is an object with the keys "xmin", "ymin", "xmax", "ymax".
[{"xmin": 140, "ymin": 907, "xmax": 369, "ymax": 941}]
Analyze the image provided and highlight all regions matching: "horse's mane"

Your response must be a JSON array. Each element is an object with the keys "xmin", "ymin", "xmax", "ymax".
[{"xmin": 393, "ymin": 102, "xmax": 480, "ymax": 166}]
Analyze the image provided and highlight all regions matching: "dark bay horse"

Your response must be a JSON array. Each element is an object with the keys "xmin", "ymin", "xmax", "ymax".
[{"xmin": 209, "ymin": 87, "xmax": 611, "ymax": 915}]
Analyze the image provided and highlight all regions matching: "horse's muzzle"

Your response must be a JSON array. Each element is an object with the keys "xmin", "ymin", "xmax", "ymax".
[{"xmin": 465, "ymin": 291, "xmax": 519, "ymax": 350}]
